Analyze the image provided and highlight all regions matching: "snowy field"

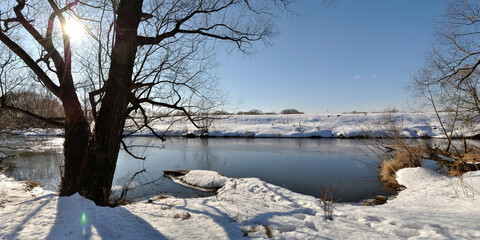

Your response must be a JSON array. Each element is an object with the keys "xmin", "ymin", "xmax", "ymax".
[
  {"xmin": 0, "ymin": 168, "xmax": 479, "ymax": 239},
  {"xmin": 139, "ymin": 112, "xmax": 480, "ymax": 138},
  {"xmin": 8, "ymin": 112, "xmax": 477, "ymax": 138}
]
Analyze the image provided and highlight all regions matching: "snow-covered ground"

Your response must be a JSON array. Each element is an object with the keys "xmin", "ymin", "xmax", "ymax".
[
  {"xmin": 178, "ymin": 170, "xmax": 228, "ymax": 188},
  {"xmin": 164, "ymin": 112, "xmax": 476, "ymax": 138},
  {"xmin": 6, "ymin": 112, "xmax": 479, "ymax": 138},
  {"xmin": 1, "ymin": 168, "xmax": 479, "ymax": 239}
]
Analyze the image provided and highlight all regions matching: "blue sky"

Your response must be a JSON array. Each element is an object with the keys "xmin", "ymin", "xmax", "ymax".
[{"xmin": 216, "ymin": 0, "xmax": 447, "ymax": 113}]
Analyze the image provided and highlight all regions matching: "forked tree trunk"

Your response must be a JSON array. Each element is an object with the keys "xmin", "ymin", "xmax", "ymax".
[{"xmin": 61, "ymin": 0, "xmax": 144, "ymax": 206}]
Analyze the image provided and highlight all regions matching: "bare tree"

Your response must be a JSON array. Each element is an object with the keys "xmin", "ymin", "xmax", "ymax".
[
  {"xmin": 412, "ymin": 0, "xmax": 480, "ymax": 141},
  {"xmin": 407, "ymin": 0, "xmax": 480, "ymax": 177},
  {"xmin": 0, "ymin": 0, "xmax": 287, "ymax": 206}
]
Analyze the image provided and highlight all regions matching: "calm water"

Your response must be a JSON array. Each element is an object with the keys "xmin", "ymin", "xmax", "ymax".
[{"xmin": 1, "ymin": 136, "xmax": 395, "ymax": 202}]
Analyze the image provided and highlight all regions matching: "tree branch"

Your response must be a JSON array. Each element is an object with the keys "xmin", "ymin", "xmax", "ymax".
[
  {"xmin": 0, "ymin": 31, "xmax": 61, "ymax": 98},
  {"xmin": 12, "ymin": 0, "xmax": 66, "ymax": 73},
  {"xmin": 0, "ymin": 99, "xmax": 64, "ymax": 128},
  {"xmin": 121, "ymin": 140, "xmax": 146, "ymax": 160},
  {"xmin": 137, "ymin": 98, "xmax": 202, "ymax": 129}
]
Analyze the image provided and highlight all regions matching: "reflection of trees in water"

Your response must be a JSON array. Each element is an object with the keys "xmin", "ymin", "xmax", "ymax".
[
  {"xmin": 2, "ymin": 151, "xmax": 63, "ymax": 191},
  {"xmin": 113, "ymin": 170, "xmax": 164, "ymax": 200},
  {"xmin": 296, "ymin": 139, "xmax": 304, "ymax": 149},
  {"xmin": 113, "ymin": 170, "xmax": 212, "ymax": 201},
  {"xmin": 194, "ymin": 138, "xmax": 222, "ymax": 171},
  {"xmin": 193, "ymin": 151, "xmax": 220, "ymax": 170},
  {"xmin": 115, "ymin": 139, "xmax": 216, "ymax": 200},
  {"xmin": 1, "ymin": 136, "xmax": 412, "ymax": 202},
  {"xmin": 0, "ymin": 136, "xmax": 63, "ymax": 153}
]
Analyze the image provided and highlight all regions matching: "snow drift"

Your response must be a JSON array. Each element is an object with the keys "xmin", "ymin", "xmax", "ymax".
[{"xmin": 0, "ymin": 167, "xmax": 479, "ymax": 239}]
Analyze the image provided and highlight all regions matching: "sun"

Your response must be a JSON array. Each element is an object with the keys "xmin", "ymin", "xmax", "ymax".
[{"xmin": 63, "ymin": 19, "xmax": 85, "ymax": 40}]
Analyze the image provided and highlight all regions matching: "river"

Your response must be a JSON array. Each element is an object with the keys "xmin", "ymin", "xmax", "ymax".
[{"xmin": 1, "ymin": 136, "xmax": 402, "ymax": 202}]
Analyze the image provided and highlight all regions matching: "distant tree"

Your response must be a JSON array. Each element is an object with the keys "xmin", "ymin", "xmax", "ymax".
[
  {"xmin": 212, "ymin": 110, "xmax": 231, "ymax": 115},
  {"xmin": 0, "ymin": 90, "xmax": 64, "ymax": 129},
  {"xmin": 264, "ymin": 111, "xmax": 277, "ymax": 115},
  {"xmin": 0, "ymin": 0, "xmax": 288, "ymax": 206},
  {"xmin": 383, "ymin": 108, "xmax": 399, "ymax": 114},
  {"xmin": 172, "ymin": 111, "xmax": 189, "ymax": 116},
  {"xmin": 280, "ymin": 109, "xmax": 304, "ymax": 114},
  {"xmin": 237, "ymin": 109, "xmax": 263, "ymax": 115}
]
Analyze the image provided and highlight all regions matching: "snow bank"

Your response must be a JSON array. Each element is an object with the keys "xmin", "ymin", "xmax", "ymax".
[
  {"xmin": 131, "ymin": 112, "xmax": 479, "ymax": 138},
  {"xmin": 0, "ymin": 168, "xmax": 479, "ymax": 239},
  {"xmin": 7, "ymin": 112, "xmax": 480, "ymax": 138},
  {"xmin": 3, "ymin": 128, "xmax": 64, "ymax": 136},
  {"xmin": 179, "ymin": 170, "xmax": 228, "ymax": 188}
]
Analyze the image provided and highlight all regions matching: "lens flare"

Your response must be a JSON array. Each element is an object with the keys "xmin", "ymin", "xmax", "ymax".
[{"xmin": 81, "ymin": 212, "xmax": 87, "ymax": 235}]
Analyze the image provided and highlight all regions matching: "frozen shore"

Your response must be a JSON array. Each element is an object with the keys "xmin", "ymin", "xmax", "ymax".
[
  {"xmin": 0, "ymin": 167, "xmax": 479, "ymax": 239},
  {"xmin": 6, "ymin": 112, "xmax": 480, "ymax": 138}
]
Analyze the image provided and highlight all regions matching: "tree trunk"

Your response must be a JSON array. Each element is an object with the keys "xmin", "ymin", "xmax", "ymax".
[
  {"xmin": 59, "ymin": 78, "xmax": 89, "ymax": 196},
  {"xmin": 71, "ymin": 0, "xmax": 144, "ymax": 206}
]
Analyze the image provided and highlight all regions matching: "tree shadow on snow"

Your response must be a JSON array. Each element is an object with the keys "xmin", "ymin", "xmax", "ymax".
[
  {"xmin": 155, "ymin": 182, "xmax": 329, "ymax": 239},
  {"xmin": 4, "ymin": 194, "xmax": 57, "ymax": 240},
  {"xmin": 45, "ymin": 194, "xmax": 167, "ymax": 239}
]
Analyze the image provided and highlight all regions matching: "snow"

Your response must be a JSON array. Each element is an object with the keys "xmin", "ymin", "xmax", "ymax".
[
  {"xmin": 6, "ymin": 112, "xmax": 478, "ymax": 138},
  {"xmin": 127, "ymin": 112, "xmax": 480, "ymax": 138},
  {"xmin": 3, "ymin": 128, "xmax": 64, "ymax": 136},
  {"xmin": 179, "ymin": 170, "xmax": 228, "ymax": 188},
  {"xmin": 1, "ymin": 167, "xmax": 479, "ymax": 239}
]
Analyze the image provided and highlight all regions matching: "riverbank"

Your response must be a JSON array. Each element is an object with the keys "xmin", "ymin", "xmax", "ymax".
[
  {"xmin": 0, "ymin": 167, "xmax": 479, "ymax": 239},
  {"xmin": 4, "ymin": 112, "xmax": 479, "ymax": 138}
]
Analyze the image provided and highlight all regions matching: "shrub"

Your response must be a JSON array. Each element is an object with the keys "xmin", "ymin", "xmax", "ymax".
[
  {"xmin": 343, "ymin": 111, "xmax": 367, "ymax": 114},
  {"xmin": 280, "ymin": 109, "xmax": 304, "ymax": 114},
  {"xmin": 212, "ymin": 110, "xmax": 231, "ymax": 115},
  {"xmin": 319, "ymin": 183, "xmax": 335, "ymax": 220},
  {"xmin": 237, "ymin": 109, "xmax": 263, "ymax": 115},
  {"xmin": 264, "ymin": 111, "xmax": 277, "ymax": 115},
  {"xmin": 380, "ymin": 144, "xmax": 423, "ymax": 191}
]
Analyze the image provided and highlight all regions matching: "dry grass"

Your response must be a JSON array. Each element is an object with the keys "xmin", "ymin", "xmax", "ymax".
[
  {"xmin": 379, "ymin": 144, "xmax": 423, "ymax": 191},
  {"xmin": 242, "ymin": 225, "xmax": 260, "ymax": 237},
  {"xmin": 369, "ymin": 113, "xmax": 480, "ymax": 193},
  {"xmin": 379, "ymin": 141, "xmax": 480, "ymax": 191},
  {"xmin": 0, "ymin": 183, "xmax": 6, "ymax": 208},
  {"xmin": 319, "ymin": 183, "xmax": 336, "ymax": 220},
  {"xmin": 446, "ymin": 153, "xmax": 480, "ymax": 176},
  {"xmin": 149, "ymin": 195, "xmax": 168, "ymax": 202},
  {"xmin": 460, "ymin": 153, "xmax": 480, "ymax": 163},
  {"xmin": 263, "ymin": 225, "xmax": 273, "ymax": 238},
  {"xmin": 173, "ymin": 212, "xmax": 191, "ymax": 220},
  {"xmin": 449, "ymin": 175, "xmax": 478, "ymax": 198},
  {"xmin": 24, "ymin": 181, "xmax": 42, "ymax": 191},
  {"xmin": 109, "ymin": 197, "xmax": 133, "ymax": 207},
  {"xmin": 108, "ymin": 192, "xmax": 134, "ymax": 207}
]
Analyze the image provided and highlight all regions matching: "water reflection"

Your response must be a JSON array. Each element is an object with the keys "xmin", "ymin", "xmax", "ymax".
[
  {"xmin": 6, "ymin": 136, "xmax": 465, "ymax": 202},
  {"xmin": 113, "ymin": 137, "xmax": 391, "ymax": 202},
  {"xmin": 2, "ymin": 151, "xmax": 63, "ymax": 191}
]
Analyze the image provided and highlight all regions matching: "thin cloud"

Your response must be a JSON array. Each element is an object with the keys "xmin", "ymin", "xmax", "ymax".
[
  {"xmin": 354, "ymin": 75, "xmax": 361, "ymax": 80},
  {"xmin": 372, "ymin": 74, "xmax": 378, "ymax": 79}
]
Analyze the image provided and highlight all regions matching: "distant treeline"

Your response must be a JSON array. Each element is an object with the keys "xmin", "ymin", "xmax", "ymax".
[
  {"xmin": 167, "ymin": 108, "xmax": 305, "ymax": 116},
  {"xmin": 0, "ymin": 91, "xmax": 64, "ymax": 130},
  {"xmin": 237, "ymin": 109, "xmax": 304, "ymax": 115}
]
